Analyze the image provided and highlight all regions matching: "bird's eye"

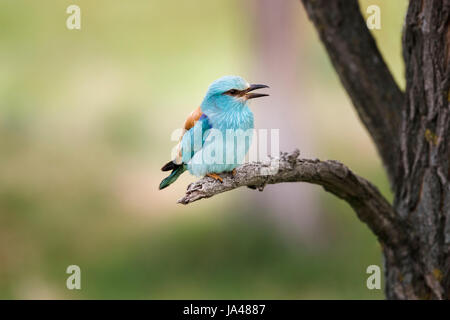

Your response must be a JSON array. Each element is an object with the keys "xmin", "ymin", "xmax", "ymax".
[{"xmin": 227, "ymin": 89, "xmax": 238, "ymax": 95}]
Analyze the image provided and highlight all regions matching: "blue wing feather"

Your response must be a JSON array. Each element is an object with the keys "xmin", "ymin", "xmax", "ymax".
[{"xmin": 180, "ymin": 114, "xmax": 212, "ymax": 163}]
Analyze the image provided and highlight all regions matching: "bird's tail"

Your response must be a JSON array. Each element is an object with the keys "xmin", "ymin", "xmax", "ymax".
[{"xmin": 159, "ymin": 163, "xmax": 186, "ymax": 190}]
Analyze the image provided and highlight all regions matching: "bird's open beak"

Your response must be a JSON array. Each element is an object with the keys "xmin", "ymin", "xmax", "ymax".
[{"xmin": 245, "ymin": 84, "xmax": 269, "ymax": 99}]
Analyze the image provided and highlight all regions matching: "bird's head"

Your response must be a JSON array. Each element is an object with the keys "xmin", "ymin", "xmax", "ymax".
[{"xmin": 201, "ymin": 75, "xmax": 269, "ymax": 113}]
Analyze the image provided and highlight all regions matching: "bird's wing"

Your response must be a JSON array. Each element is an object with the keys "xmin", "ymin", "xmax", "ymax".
[
  {"xmin": 173, "ymin": 107, "xmax": 212, "ymax": 164},
  {"xmin": 184, "ymin": 106, "xmax": 203, "ymax": 131}
]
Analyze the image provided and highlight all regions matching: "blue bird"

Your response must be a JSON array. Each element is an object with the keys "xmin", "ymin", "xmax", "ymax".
[{"xmin": 159, "ymin": 75, "xmax": 269, "ymax": 190}]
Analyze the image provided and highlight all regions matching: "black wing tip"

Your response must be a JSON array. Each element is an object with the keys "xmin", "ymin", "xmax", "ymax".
[
  {"xmin": 161, "ymin": 161, "xmax": 183, "ymax": 172},
  {"xmin": 161, "ymin": 161, "xmax": 176, "ymax": 171}
]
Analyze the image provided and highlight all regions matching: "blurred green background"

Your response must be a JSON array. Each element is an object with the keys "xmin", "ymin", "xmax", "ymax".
[{"xmin": 0, "ymin": 0, "xmax": 407, "ymax": 299}]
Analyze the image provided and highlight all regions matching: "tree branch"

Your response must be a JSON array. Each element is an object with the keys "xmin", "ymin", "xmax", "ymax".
[
  {"xmin": 179, "ymin": 150, "xmax": 404, "ymax": 247},
  {"xmin": 300, "ymin": 0, "xmax": 404, "ymax": 186}
]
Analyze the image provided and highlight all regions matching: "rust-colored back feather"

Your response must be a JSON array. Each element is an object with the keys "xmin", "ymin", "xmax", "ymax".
[{"xmin": 183, "ymin": 106, "xmax": 203, "ymax": 131}]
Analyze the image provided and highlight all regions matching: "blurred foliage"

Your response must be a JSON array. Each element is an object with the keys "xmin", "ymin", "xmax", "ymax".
[{"xmin": 0, "ymin": 0, "xmax": 407, "ymax": 299}]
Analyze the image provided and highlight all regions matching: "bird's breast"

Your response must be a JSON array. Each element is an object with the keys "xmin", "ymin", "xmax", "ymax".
[{"xmin": 210, "ymin": 108, "xmax": 254, "ymax": 132}]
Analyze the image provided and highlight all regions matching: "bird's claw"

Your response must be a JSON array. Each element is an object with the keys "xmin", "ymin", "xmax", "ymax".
[{"xmin": 206, "ymin": 173, "xmax": 223, "ymax": 183}]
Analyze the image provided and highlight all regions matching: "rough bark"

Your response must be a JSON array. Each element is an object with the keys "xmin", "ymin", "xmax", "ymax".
[{"xmin": 392, "ymin": 0, "xmax": 450, "ymax": 300}]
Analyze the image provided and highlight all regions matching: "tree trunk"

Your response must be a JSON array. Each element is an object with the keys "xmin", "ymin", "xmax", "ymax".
[{"xmin": 386, "ymin": 0, "xmax": 450, "ymax": 299}]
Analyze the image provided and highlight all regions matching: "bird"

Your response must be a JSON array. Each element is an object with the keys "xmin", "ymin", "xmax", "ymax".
[{"xmin": 159, "ymin": 75, "xmax": 269, "ymax": 190}]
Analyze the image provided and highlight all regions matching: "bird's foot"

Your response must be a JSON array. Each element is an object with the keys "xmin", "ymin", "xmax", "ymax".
[{"xmin": 206, "ymin": 173, "xmax": 223, "ymax": 183}]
